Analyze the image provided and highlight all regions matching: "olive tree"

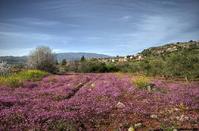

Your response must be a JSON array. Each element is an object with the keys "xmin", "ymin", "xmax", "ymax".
[{"xmin": 27, "ymin": 46, "xmax": 57, "ymax": 73}]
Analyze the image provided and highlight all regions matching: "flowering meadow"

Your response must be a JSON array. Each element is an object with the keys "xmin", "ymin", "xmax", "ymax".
[{"xmin": 0, "ymin": 73, "xmax": 198, "ymax": 130}]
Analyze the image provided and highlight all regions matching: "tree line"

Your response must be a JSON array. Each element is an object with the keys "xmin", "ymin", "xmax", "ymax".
[{"xmin": 27, "ymin": 45, "xmax": 199, "ymax": 80}]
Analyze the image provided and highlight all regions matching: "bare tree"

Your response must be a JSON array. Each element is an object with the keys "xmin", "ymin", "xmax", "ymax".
[{"xmin": 27, "ymin": 46, "xmax": 57, "ymax": 73}]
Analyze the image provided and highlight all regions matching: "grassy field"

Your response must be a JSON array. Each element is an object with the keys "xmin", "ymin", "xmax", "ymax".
[
  {"xmin": 0, "ymin": 70, "xmax": 48, "ymax": 87},
  {"xmin": 0, "ymin": 73, "xmax": 198, "ymax": 130}
]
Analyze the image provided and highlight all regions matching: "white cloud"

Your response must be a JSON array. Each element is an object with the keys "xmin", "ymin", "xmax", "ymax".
[
  {"xmin": 128, "ymin": 15, "xmax": 193, "ymax": 44},
  {"xmin": 0, "ymin": 31, "xmax": 52, "ymax": 41}
]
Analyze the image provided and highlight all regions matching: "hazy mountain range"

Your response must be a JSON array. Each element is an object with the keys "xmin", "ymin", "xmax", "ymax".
[
  {"xmin": 0, "ymin": 52, "xmax": 110, "ymax": 64},
  {"xmin": 1, "ymin": 40, "xmax": 198, "ymax": 65},
  {"xmin": 55, "ymin": 52, "xmax": 110, "ymax": 62}
]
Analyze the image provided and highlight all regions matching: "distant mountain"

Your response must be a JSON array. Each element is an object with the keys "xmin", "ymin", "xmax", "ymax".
[
  {"xmin": 0, "ymin": 56, "xmax": 27, "ymax": 65},
  {"xmin": 56, "ymin": 52, "xmax": 110, "ymax": 62},
  {"xmin": 2, "ymin": 40, "xmax": 198, "ymax": 65},
  {"xmin": 0, "ymin": 52, "xmax": 110, "ymax": 64}
]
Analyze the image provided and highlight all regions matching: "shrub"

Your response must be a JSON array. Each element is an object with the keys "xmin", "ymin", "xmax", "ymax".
[
  {"xmin": 61, "ymin": 59, "xmax": 67, "ymax": 65},
  {"xmin": 76, "ymin": 60, "xmax": 119, "ymax": 73},
  {"xmin": 58, "ymin": 66, "xmax": 68, "ymax": 74},
  {"xmin": 132, "ymin": 75, "xmax": 150, "ymax": 89},
  {"xmin": 106, "ymin": 63, "xmax": 119, "ymax": 72},
  {"xmin": 47, "ymin": 120, "xmax": 77, "ymax": 130},
  {"xmin": 80, "ymin": 55, "xmax": 85, "ymax": 62}
]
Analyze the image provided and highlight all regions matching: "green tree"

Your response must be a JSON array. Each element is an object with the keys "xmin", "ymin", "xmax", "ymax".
[
  {"xmin": 61, "ymin": 59, "xmax": 67, "ymax": 65},
  {"xmin": 80, "ymin": 56, "xmax": 86, "ymax": 62}
]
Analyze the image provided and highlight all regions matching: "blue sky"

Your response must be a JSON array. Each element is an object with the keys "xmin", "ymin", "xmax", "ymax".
[{"xmin": 0, "ymin": 0, "xmax": 199, "ymax": 56}]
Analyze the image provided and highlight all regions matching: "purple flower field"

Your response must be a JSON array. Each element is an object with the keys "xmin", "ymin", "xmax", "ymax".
[{"xmin": 0, "ymin": 73, "xmax": 199, "ymax": 130}]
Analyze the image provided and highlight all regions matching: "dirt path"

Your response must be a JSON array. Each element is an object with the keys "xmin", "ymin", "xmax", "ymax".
[{"xmin": 66, "ymin": 80, "xmax": 90, "ymax": 99}]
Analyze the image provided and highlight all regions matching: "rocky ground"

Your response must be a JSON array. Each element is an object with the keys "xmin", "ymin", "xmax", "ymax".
[{"xmin": 0, "ymin": 73, "xmax": 198, "ymax": 130}]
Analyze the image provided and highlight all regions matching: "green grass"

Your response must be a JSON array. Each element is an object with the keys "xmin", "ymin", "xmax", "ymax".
[{"xmin": 0, "ymin": 70, "xmax": 48, "ymax": 88}]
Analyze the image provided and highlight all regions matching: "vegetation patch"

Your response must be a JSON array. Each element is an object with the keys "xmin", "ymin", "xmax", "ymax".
[
  {"xmin": 47, "ymin": 119, "xmax": 78, "ymax": 131},
  {"xmin": 132, "ymin": 75, "xmax": 151, "ymax": 89},
  {"xmin": 0, "ymin": 70, "xmax": 48, "ymax": 87}
]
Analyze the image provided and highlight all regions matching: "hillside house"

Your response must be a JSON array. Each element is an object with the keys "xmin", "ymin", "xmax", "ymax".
[{"xmin": 136, "ymin": 55, "xmax": 144, "ymax": 61}]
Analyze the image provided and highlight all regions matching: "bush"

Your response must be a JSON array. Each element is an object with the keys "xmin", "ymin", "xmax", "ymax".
[
  {"xmin": 132, "ymin": 75, "xmax": 150, "ymax": 89},
  {"xmin": 106, "ymin": 63, "xmax": 119, "ymax": 72},
  {"xmin": 47, "ymin": 120, "xmax": 77, "ymax": 130},
  {"xmin": 61, "ymin": 59, "xmax": 66, "ymax": 65}
]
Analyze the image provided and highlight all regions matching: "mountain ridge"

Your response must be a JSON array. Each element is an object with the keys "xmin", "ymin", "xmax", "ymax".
[
  {"xmin": 55, "ymin": 52, "xmax": 110, "ymax": 62},
  {"xmin": 1, "ymin": 40, "xmax": 198, "ymax": 64},
  {"xmin": 140, "ymin": 40, "xmax": 199, "ymax": 57},
  {"xmin": 0, "ymin": 52, "xmax": 111, "ymax": 64}
]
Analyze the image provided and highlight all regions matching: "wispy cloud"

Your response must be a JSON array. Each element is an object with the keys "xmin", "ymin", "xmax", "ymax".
[
  {"xmin": 119, "ymin": 15, "xmax": 131, "ymax": 21},
  {"xmin": 0, "ymin": 0, "xmax": 198, "ymax": 56},
  {"xmin": 0, "ymin": 31, "xmax": 73, "ymax": 51},
  {"xmin": 10, "ymin": 18, "xmax": 61, "ymax": 26},
  {"xmin": 0, "ymin": 48, "xmax": 33, "ymax": 56},
  {"xmin": 0, "ymin": 31, "xmax": 52, "ymax": 40}
]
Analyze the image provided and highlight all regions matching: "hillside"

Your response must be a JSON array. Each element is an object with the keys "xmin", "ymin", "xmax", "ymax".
[
  {"xmin": 140, "ymin": 40, "xmax": 199, "ymax": 57},
  {"xmin": 117, "ymin": 40, "xmax": 199, "ymax": 79}
]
